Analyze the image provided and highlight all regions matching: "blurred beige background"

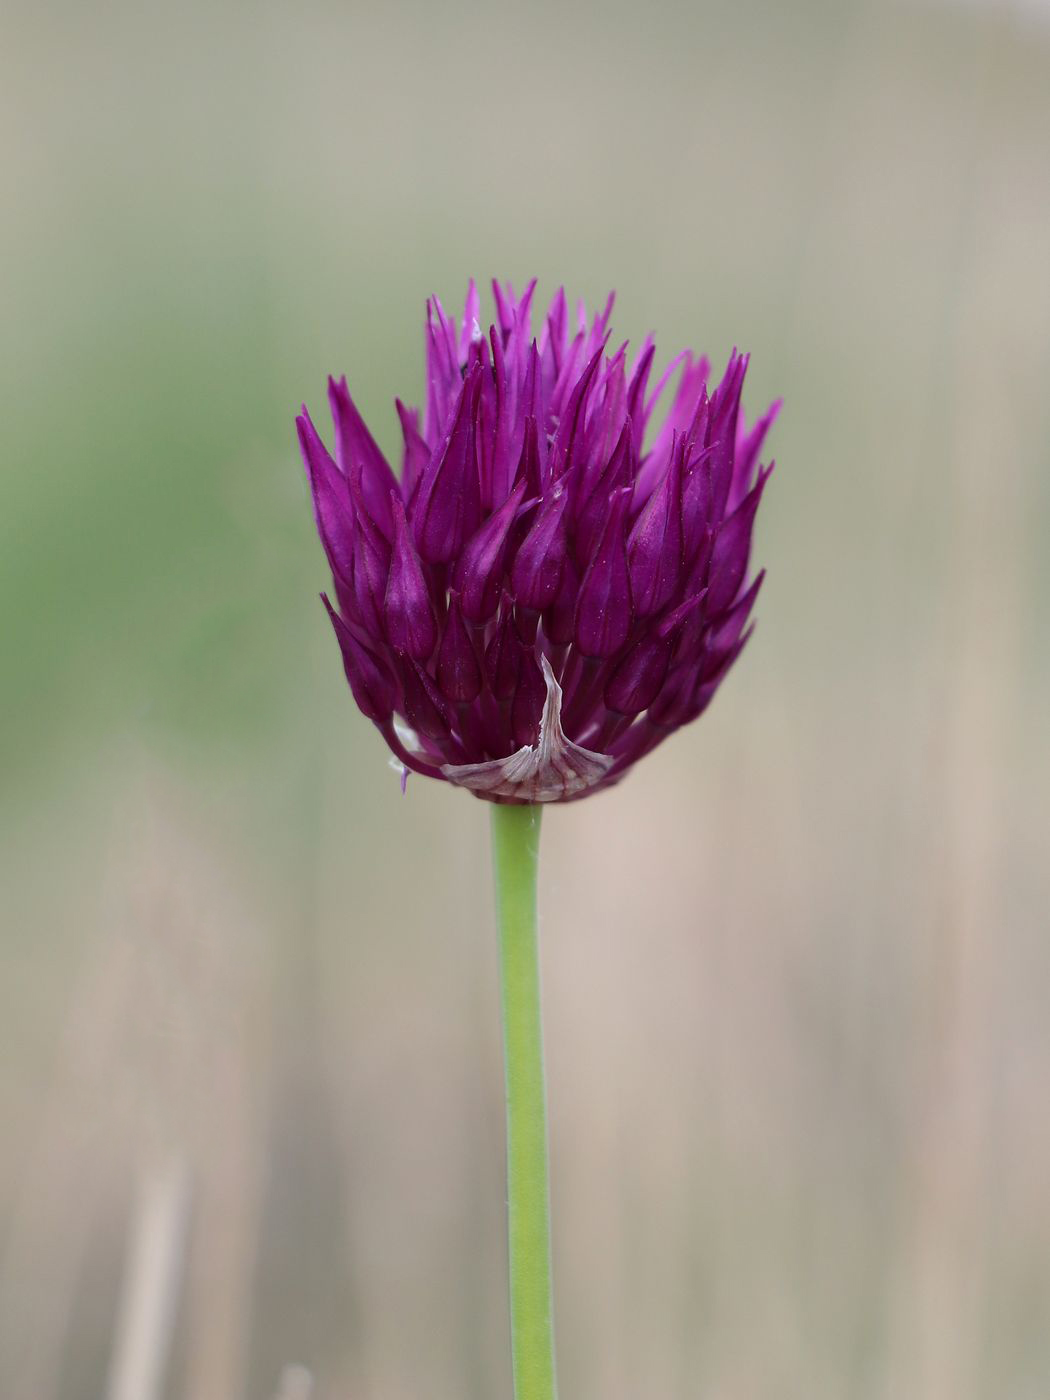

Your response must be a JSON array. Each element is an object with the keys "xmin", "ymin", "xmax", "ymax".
[{"xmin": 2, "ymin": 0, "xmax": 1049, "ymax": 1396}]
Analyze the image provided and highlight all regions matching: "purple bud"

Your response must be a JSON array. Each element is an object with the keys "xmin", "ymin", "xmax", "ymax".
[
  {"xmin": 709, "ymin": 351, "xmax": 747, "ymax": 446},
  {"xmin": 705, "ymin": 352, "xmax": 748, "ymax": 523},
  {"xmin": 542, "ymin": 554, "xmax": 579, "ymax": 647},
  {"xmin": 485, "ymin": 602, "xmax": 520, "ymax": 702},
  {"xmin": 297, "ymin": 411, "xmax": 355, "ymax": 585},
  {"xmin": 713, "ymin": 569, "xmax": 764, "ymax": 646},
  {"xmin": 331, "ymin": 572, "xmax": 361, "ymax": 630},
  {"xmin": 731, "ymin": 399, "xmax": 780, "ymax": 508},
  {"xmin": 510, "ymin": 482, "xmax": 569, "ymax": 611},
  {"xmin": 656, "ymin": 589, "xmax": 707, "ymax": 640},
  {"xmin": 548, "ymin": 344, "xmax": 605, "ymax": 480},
  {"xmin": 579, "ymin": 346, "xmax": 627, "ymax": 469},
  {"xmin": 705, "ymin": 465, "xmax": 770, "ymax": 617},
  {"xmin": 681, "ymin": 444, "xmax": 715, "ymax": 561},
  {"xmin": 412, "ymin": 365, "xmax": 482, "ymax": 562},
  {"xmin": 541, "ymin": 287, "xmax": 568, "ymax": 397},
  {"xmin": 663, "ymin": 587, "xmax": 711, "ymax": 669},
  {"xmin": 396, "ymin": 399, "xmax": 430, "ymax": 502},
  {"xmin": 458, "ymin": 278, "xmax": 481, "ymax": 363},
  {"xmin": 453, "ymin": 478, "xmax": 528, "ymax": 623},
  {"xmin": 327, "ymin": 376, "xmax": 398, "ymax": 539},
  {"xmin": 424, "ymin": 296, "xmax": 460, "ymax": 445},
  {"xmin": 604, "ymin": 633, "xmax": 672, "ymax": 716},
  {"xmin": 488, "ymin": 324, "xmax": 515, "ymax": 505},
  {"xmin": 628, "ymin": 440, "xmax": 684, "ymax": 617},
  {"xmin": 437, "ymin": 593, "xmax": 482, "ymax": 703},
  {"xmin": 321, "ymin": 593, "xmax": 395, "ymax": 723},
  {"xmin": 522, "ymin": 340, "xmax": 544, "ymax": 435},
  {"xmin": 512, "ymin": 416, "xmax": 543, "ymax": 500},
  {"xmin": 626, "ymin": 340, "xmax": 655, "ymax": 453},
  {"xmin": 683, "ymin": 384, "xmax": 710, "ymax": 457},
  {"xmin": 697, "ymin": 624, "xmax": 754, "ymax": 686},
  {"xmin": 400, "ymin": 658, "xmax": 453, "ymax": 741},
  {"xmin": 492, "ymin": 278, "xmax": 515, "ymax": 341},
  {"xmin": 574, "ymin": 489, "xmax": 632, "ymax": 658},
  {"xmin": 384, "ymin": 495, "xmax": 437, "ymax": 659},
  {"xmin": 350, "ymin": 504, "xmax": 390, "ymax": 636},
  {"xmin": 575, "ymin": 417, "xmax": 633, "ymax": 561},
  {"xmin": 646, "ymin": 662, "xmax": 695, "ymax": 729}
]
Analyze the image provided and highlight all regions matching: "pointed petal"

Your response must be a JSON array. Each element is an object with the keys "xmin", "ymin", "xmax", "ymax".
[
  {"xmin": 384, "ymin": 495, "xmax": 437, "ymax": 659},
  {"xmin": 327, "ymin": 376, "xmax": 398, "ymax": 537},
  {"xmin": 321, "ymin": 593, "xmax": 395, "ymax": 722},
  {"xmin": 705, "ymin": 465, "xmax": 771, "ymax": 616},
  {"xmin": 484, "ymin": 602, "xmax": 521, "ymax": 702},
  {"xmin": 575, "ymin": 417, "xmax": 634, "ymax": 562},
  {"xmin": 626, "ymin": 339, "xmax": 656, "ymax": 453},
  {"xmin": 548, "ymin": 344, "xmax": 605, "ymax": 481},
  {"xmin": 436, "ymin": 593, "xmax": 482, "ymax": 703},
  {"xmin": 627, "ymin": 439, "xmax": 685, "ymax": 616},
  {"xmin": 706, "ymin": 351, "xmax": 748, "ymax": 523},
  {"xmin": 349, "ymin": 502, "xmax": 390, "ymax": 636},
  {"xmin": 297, "ymin": 410, "xmax": 355, "ymax": 584},
  {"xmin": 458, "ymin": 277, "xmax": 481, "ymax": 363},
  {"xmin": 424, "ymin": 295, "xmax": 461, "ymax": 443},
  {"xmin": 542, "ymin": 553, "xmax": 579, "ymax": 646},
  {"xmin": 453, "ymin": 478, "xmax": 528, "ymax": 623},
  {"xmin": 732, "ymin": 398, "xmax": 781, "ymax": 506},
  {"xmin": 511, "ymin": 416, "xmax": 543, "ymax": 500},
  {"xmin": 412, "ymin": 365, "xmax": 482, "ymax": 562},
  {"xmin": 509, "ymin": 480, "xmax": 569, "ymax": 610},
  {"xmin": 604, "ymin": 633, "xmax": 672, "ymax": 716},
  {"xmin": 400, "ymin": 658, "xmax": 453, "ymax": 741},
  {"xmin": 574, "ymin": 488, "xmax": 632, "ymax": 658},
  {"xmin": 395, "ymin": 399, "xmax": 429, "ymax": 501}
]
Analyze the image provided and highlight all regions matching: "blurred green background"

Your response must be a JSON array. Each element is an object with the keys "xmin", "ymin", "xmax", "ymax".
[{"xmin": 3, "ymin": 0, "xmax": 1049, "ymax": 1396}]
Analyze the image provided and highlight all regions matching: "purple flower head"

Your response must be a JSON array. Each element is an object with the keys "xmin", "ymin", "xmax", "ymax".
[{"xmin": 298, "ymin": 281, "xmax": 779, "ymax": 803}]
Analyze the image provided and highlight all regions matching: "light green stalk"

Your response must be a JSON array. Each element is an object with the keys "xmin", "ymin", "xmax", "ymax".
[{"xmin": 490, "ymin": 802, "xmax": 557, "ymax": 1400}]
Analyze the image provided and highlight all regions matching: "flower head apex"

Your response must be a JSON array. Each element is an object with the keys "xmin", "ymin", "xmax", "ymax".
[{"xmin": 298, "ymin": 279, "xmax": 779, "ymax": 803}]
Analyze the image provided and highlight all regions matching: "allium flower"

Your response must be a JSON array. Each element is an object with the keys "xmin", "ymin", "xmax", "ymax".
[{"xmin": 297, "ymin": 280, "xmax": 778, "ymax": 803}]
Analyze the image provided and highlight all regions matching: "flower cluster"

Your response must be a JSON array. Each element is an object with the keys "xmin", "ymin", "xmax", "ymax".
[{"xmin": 298, "ymin": 281, "xmax": 778, "ymax": 802}]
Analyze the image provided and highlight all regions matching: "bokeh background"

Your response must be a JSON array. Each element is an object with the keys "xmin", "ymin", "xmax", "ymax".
[{"xmin": 3, "ymin": 0, "xmax": 1049, "ymax": 1396}]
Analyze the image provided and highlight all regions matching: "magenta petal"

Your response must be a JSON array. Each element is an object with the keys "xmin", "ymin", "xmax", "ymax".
[
  {"xmin": 321, "ymin": 593, "xmax": 395, "ymax": 723},
  {"xmin": 384, "ymin": 495, "xmax": 437, "ymax": 660},
  {"xmin": 575, "ymin": 417, "xmax": 633, "ymax": 562},
  {"xmin": 510, "ymin": 481, "xmax": 569, "ymax": 611},
  {"xmin": 453, "ymin": 478, "xmax": 528, "ymax": 623},
  {"xmin": 327, "ymin": 376, "xmax": 399, "ymax": 538},
  {"xmin": 437, "ymin": 593, "xmax": 482, "ymax": 703},
  {"xmin": 574, "ymin": 489, "xmax": 632, "ymax": 658},
  {"xmin": 548, "ymin": 344, "xmax": 605, "ymax": 481},
  {"xmin": 412, "ymin": 365, "xmax": 482, "ymax": 563},
  {"xmin": 627, "ymin": 440, "xmax": 684, "ymax": 617},
  {"xmin": 400, "ymin": 658, "xmax": 453, "ymax": 742},
  {"xmin": 604, "ymin": 633, "xmax": 672, "ymax": 716},
  {"xmin": 484, "ymin": 602, "xmax": 520, "ymax": 702},
  {"xmin": 705, "ymin": 465, "xmax": 770, "ymax": 617},
  {"xmin": 732, "ymin": 399, "xmax": 781, "ymax": 507},
  {"xmin": 297, "ymin": 411, "xmax": 355, "ymax": 584},
  {"xmin": 396, "ymin": 399, "xmax": 430, "ymax": 502}
]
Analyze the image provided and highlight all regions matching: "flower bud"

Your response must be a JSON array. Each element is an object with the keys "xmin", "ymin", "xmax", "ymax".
[{"xmin": 299, "ymin": 281, "xmax": 778, "ymax": 801}]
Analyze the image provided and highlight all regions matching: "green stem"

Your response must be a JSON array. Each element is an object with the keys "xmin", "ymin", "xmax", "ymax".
[{"xmin": 490, "ymin": 803, "xmax": 557, "ymax": 1400}]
